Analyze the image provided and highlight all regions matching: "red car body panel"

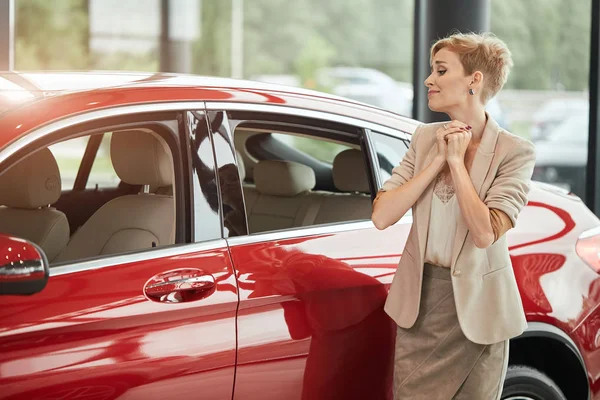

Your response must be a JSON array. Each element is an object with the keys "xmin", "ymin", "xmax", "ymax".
[
  {"xmin": 0, "ymin": 72, "xmax": 599, "ymax": 399},
  {"xmin": 230, "ymin": 192, "xmax": 600, "ymax": 399},
  {"xmin": 231, "ymin": 225, "xmax": 406, "ymax": 399},
  {"xmin": 0, "ymin": 243, "xmax": 238, "ymax": 399}
]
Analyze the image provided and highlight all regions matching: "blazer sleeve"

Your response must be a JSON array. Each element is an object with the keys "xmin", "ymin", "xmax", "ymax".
[
  {"xmin": 380, "ymin": 124, "xmax": 423, "ymax": 192},
  {"xmin": 484, "ymin": 139, "xmax": 536, "ymax": 227}
]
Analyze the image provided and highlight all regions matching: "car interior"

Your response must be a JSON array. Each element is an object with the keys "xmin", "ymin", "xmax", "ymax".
[
  {"xmin": 0, "ymin": 128, "xmax": 176, "ymax": 265},
  {"xmin": 0, "ymin": 147, "xmax": 70, "ymax": 262},
  {"xmin": 234, "ymin": 127, "xmax": 374, "ymax": 234}
]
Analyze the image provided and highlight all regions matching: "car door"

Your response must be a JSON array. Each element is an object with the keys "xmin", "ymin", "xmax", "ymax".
[
  {"xmin": 0, "ymin": 108, "xmax": 238, "ymax": 400},
  {"xmin": 207, "ymin": 104, "xmax": 413, "ymax": 400}
]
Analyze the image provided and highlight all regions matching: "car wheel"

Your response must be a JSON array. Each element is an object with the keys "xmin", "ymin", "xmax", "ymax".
[{"xmin": 501, "ymin": 365, "xmax": 567, "ymax": 400}]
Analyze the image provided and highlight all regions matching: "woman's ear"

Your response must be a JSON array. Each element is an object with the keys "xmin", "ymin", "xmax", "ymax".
[{"xmin": 471, "ymin": 71, "xmax": 484, "ymax": 90}]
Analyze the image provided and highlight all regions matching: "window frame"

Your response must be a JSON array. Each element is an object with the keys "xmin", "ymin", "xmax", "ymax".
[
  {"xmin": 0, "ymin": 104, "xmax": 213, "ymax": 276},
  {"xmin": 204, "ymin": 110, "xmax": 250, "ymax": 239},
  {"xmin": 368, "ymin": 129, "xmax": 411, "ymax": 190},
  {"xmin": 73, "ymin": 133, "xmax": 103, "ymax": 190},
  {"xmin": 185, "ymin": 110, "xmax": 226, "ymax": 242},
  {"xmin": 207, "ymin": 102, "xmax": 412, "ymax": 241}
]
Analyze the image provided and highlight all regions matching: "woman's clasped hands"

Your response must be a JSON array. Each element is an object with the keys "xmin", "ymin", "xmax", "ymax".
[{"xmin": 434, "ymin": 120, "xmax": 472, "ymax": 167}]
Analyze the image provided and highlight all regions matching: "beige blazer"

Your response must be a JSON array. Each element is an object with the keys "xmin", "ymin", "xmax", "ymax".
[{"xmin": 382, "ymin": 116, "xmax": 536, "ymax": 345}]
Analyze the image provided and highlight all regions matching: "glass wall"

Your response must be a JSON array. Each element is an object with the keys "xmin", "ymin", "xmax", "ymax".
[
  {"xmin": 491, "ymin": 0, "xmax": 591, "ymax": 199},
  {"xmin": 15, "ymin": 0, "xmax": 415, "ymax": 176},
  {"xmin": 15, "ymin": 0, "xmax": 414, "ymax": 96},
  {"xmin": 13, "ymin": 0, "xmax": 593, "ymax": 199}
]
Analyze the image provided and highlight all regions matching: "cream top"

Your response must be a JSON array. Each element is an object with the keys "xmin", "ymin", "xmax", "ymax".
[{"xmin": 424, "ymin": 173, "xmax": 460, "ymax": 268}]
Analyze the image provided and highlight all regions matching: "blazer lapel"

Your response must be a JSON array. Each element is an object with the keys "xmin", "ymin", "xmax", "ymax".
[{"xmin": 450, "ymin": 114, "xmax": 500, "ymax": 269}]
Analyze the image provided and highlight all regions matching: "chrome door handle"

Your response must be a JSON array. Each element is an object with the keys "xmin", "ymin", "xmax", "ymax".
[{"xmin": 144, "ymin": 269, "xmax": 216, "ymax": 303}]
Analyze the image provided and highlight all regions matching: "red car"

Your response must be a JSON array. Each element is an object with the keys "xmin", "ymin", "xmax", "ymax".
[{"xmin": 0, "ymin": 72, "xmax": 598, "ymax": 400}]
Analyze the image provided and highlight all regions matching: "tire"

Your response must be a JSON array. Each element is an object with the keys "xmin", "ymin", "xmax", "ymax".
[{"xmin": 501, "ymin": 365, "xmax": 567, "ymax": 400}]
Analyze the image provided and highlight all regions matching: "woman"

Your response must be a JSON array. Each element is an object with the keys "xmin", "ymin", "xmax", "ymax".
[{"xmin": 372, "ymin": 32, "xmax": 535, "ymax": 399}]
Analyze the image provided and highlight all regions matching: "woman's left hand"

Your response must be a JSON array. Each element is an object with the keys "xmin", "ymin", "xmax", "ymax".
[{"xmin": 446, "ymin": 130, "xmax": 472, "ymax": 166}]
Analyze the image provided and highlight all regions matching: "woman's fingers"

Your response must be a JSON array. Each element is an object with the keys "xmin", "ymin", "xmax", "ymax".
[
  {"xmin": 448, "ymin": 120, "xmax": 471, "ymax": 130},
  {"xmin": 445, "ymin": 131, "xmax": 472, "ymax": 142},
  {"xmin": 437, "ymin": 125, "xmax": 466, "ymax": 135},
  {"xmin": 441, "ymin": 121, "xmax": 471, "ymax": 133},
  {"xmin": 437, "ymin": 127, "xmax": 467, "ymax": 141}
]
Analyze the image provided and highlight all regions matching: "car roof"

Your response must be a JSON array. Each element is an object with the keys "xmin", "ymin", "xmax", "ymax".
[
  {"xmin": 0, "ymin": 71, "xmax": 417, "ymax": 150},
  {"xmin": 1, "ymin": 71, "xmax": 380, "ymax": 98}
]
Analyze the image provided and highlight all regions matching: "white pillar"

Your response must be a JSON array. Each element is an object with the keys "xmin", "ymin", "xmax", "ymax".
[{"xmin": 231, "ymin": 0, "xmax": 243, "ymax": 79}]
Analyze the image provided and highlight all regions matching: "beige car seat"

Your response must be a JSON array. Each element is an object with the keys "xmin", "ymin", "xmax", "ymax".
[
  {"xmin": 304, "ymin": 149, "xmax": 373, "ymax": 225},
  {"xmin": 243, "ymin": 160, "xmax": 316, "ymax": 233},
  {"xmin": 54, "ymin": 130, "xmax": 175, "ymax": 263},
  {"xmin": 0, "ymin": 148, "xmax": 69, "ymax": 261}
]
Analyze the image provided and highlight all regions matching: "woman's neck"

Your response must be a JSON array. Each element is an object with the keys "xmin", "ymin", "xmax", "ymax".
[{"xmin": 447, "ymin": 108, "xmax": 487, "ymax": 142}]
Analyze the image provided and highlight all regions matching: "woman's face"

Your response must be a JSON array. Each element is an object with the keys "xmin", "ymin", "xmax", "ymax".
[{"xmin": 424, "ymin": 48, "xmax": 475, "ymax": 113}]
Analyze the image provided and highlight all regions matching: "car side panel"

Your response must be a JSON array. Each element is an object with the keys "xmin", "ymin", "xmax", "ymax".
[
  {"xmin": 508, "ymin": 189, "xmax": 600, "ymax": 397},
  {"xmin": 0, "ymin": 246, "xmax": 238, "ymax": 400},
  {"xmin": 229, "ymin": 223, "xmax": 410, "ymax": 400}
]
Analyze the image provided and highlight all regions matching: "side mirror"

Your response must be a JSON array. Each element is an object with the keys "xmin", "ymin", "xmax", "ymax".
[{"xmin": 0, "ymin": 234, "xmax": 49, "ymax": 295}]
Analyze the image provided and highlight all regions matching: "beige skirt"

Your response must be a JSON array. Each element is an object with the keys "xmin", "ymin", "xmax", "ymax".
[{"xmin": 394, "ymin": 263, "xmax": 509, "ymax": 400}]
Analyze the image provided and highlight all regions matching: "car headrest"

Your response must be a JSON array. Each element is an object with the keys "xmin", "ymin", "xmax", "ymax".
[
  {"xmin": 254, "ymin": 160, "xmax": 315, "ymax": 196},
  {"xmin": 333, "ymin": 149, "xmax": 370, "ymax": 193},
  {"xmin": 236, "ymin": 150, "xmax": 246, "ymax": 181},
  {"xmin": 0, "ymin": 148, "xmax": 61, "ymax": 209},
  {"xmin": 111, "ymin": 129, "xmax": 173, "ymax": 187}
]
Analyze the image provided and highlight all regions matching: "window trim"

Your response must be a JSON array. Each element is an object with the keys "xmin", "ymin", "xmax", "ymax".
[
  {"xmin": 368, "ymin": 129, "xmax": 411, "ymax": 190},
  {"xmin": 0, "ymin": 103, "xmax": 206, "ymax": 166},
  {"xmin": 181, "ymin": 111, "xmax": 198, "ymax": 243},
  {"xmin": 362, "ymin": 128, "xmax": 382, "ymax": 198},
  {"xmin": 226, "ymin": 217, "xmax": 413, "ymax": 247},
  {"xmin": 185, "ymin": 109, "xmax": 227, "ymax": 242},
  {"xmin": 50, "ymin": 240, "xmax": 229, "ymax": 277},
  {"xmin": 205, "ymin": 102, "xmax": 414, "ymax": 140},
  {"xmin": 207, "ymin": 110, "xmax": 249, "ymax": 238},
  {"xmin": 0, "ymin": 102, "xmax": 414, "ymax": 166}
]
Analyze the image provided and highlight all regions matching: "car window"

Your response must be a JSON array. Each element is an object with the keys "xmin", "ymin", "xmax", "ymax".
[
  {"xmin": 370, "ymin": 131, "xmax": 409, "ymax": 185},
  {"xmin": 220, "ymin": 112, "xmax": 372, "ymax": 235},
  {"xmin": 272, "ymin": 133, "xmax": 351, "ymax": 163},
  {"xmin": 86, "ymin": 133, "xmax": 121, "ymax": 189},
  {"xmin": 48, "ymin": 136, "xmax": 88, "ymax": 191},
  {"xmin": 0, "ymin": 118, "xmax": 194, "ymax": 267}
]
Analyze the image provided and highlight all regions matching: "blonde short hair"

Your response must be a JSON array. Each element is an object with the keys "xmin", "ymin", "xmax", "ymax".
[{"xmin": 430, "ymin": 32, "xmax": 513, "ymax": 102}]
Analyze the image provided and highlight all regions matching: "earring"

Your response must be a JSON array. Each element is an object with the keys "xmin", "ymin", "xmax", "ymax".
[{"xmin": 468, "ymin": 88, "xmax": 475, "ymax": 95}]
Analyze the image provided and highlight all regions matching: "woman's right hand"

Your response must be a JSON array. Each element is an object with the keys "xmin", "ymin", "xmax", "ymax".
[
  {"xmin": 434, "ymin": 128, "xmax": 448, "ymax": 163},
  {"xmin": 434, "ymin": 121, "xmax": 470, "ymax": 166}
]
